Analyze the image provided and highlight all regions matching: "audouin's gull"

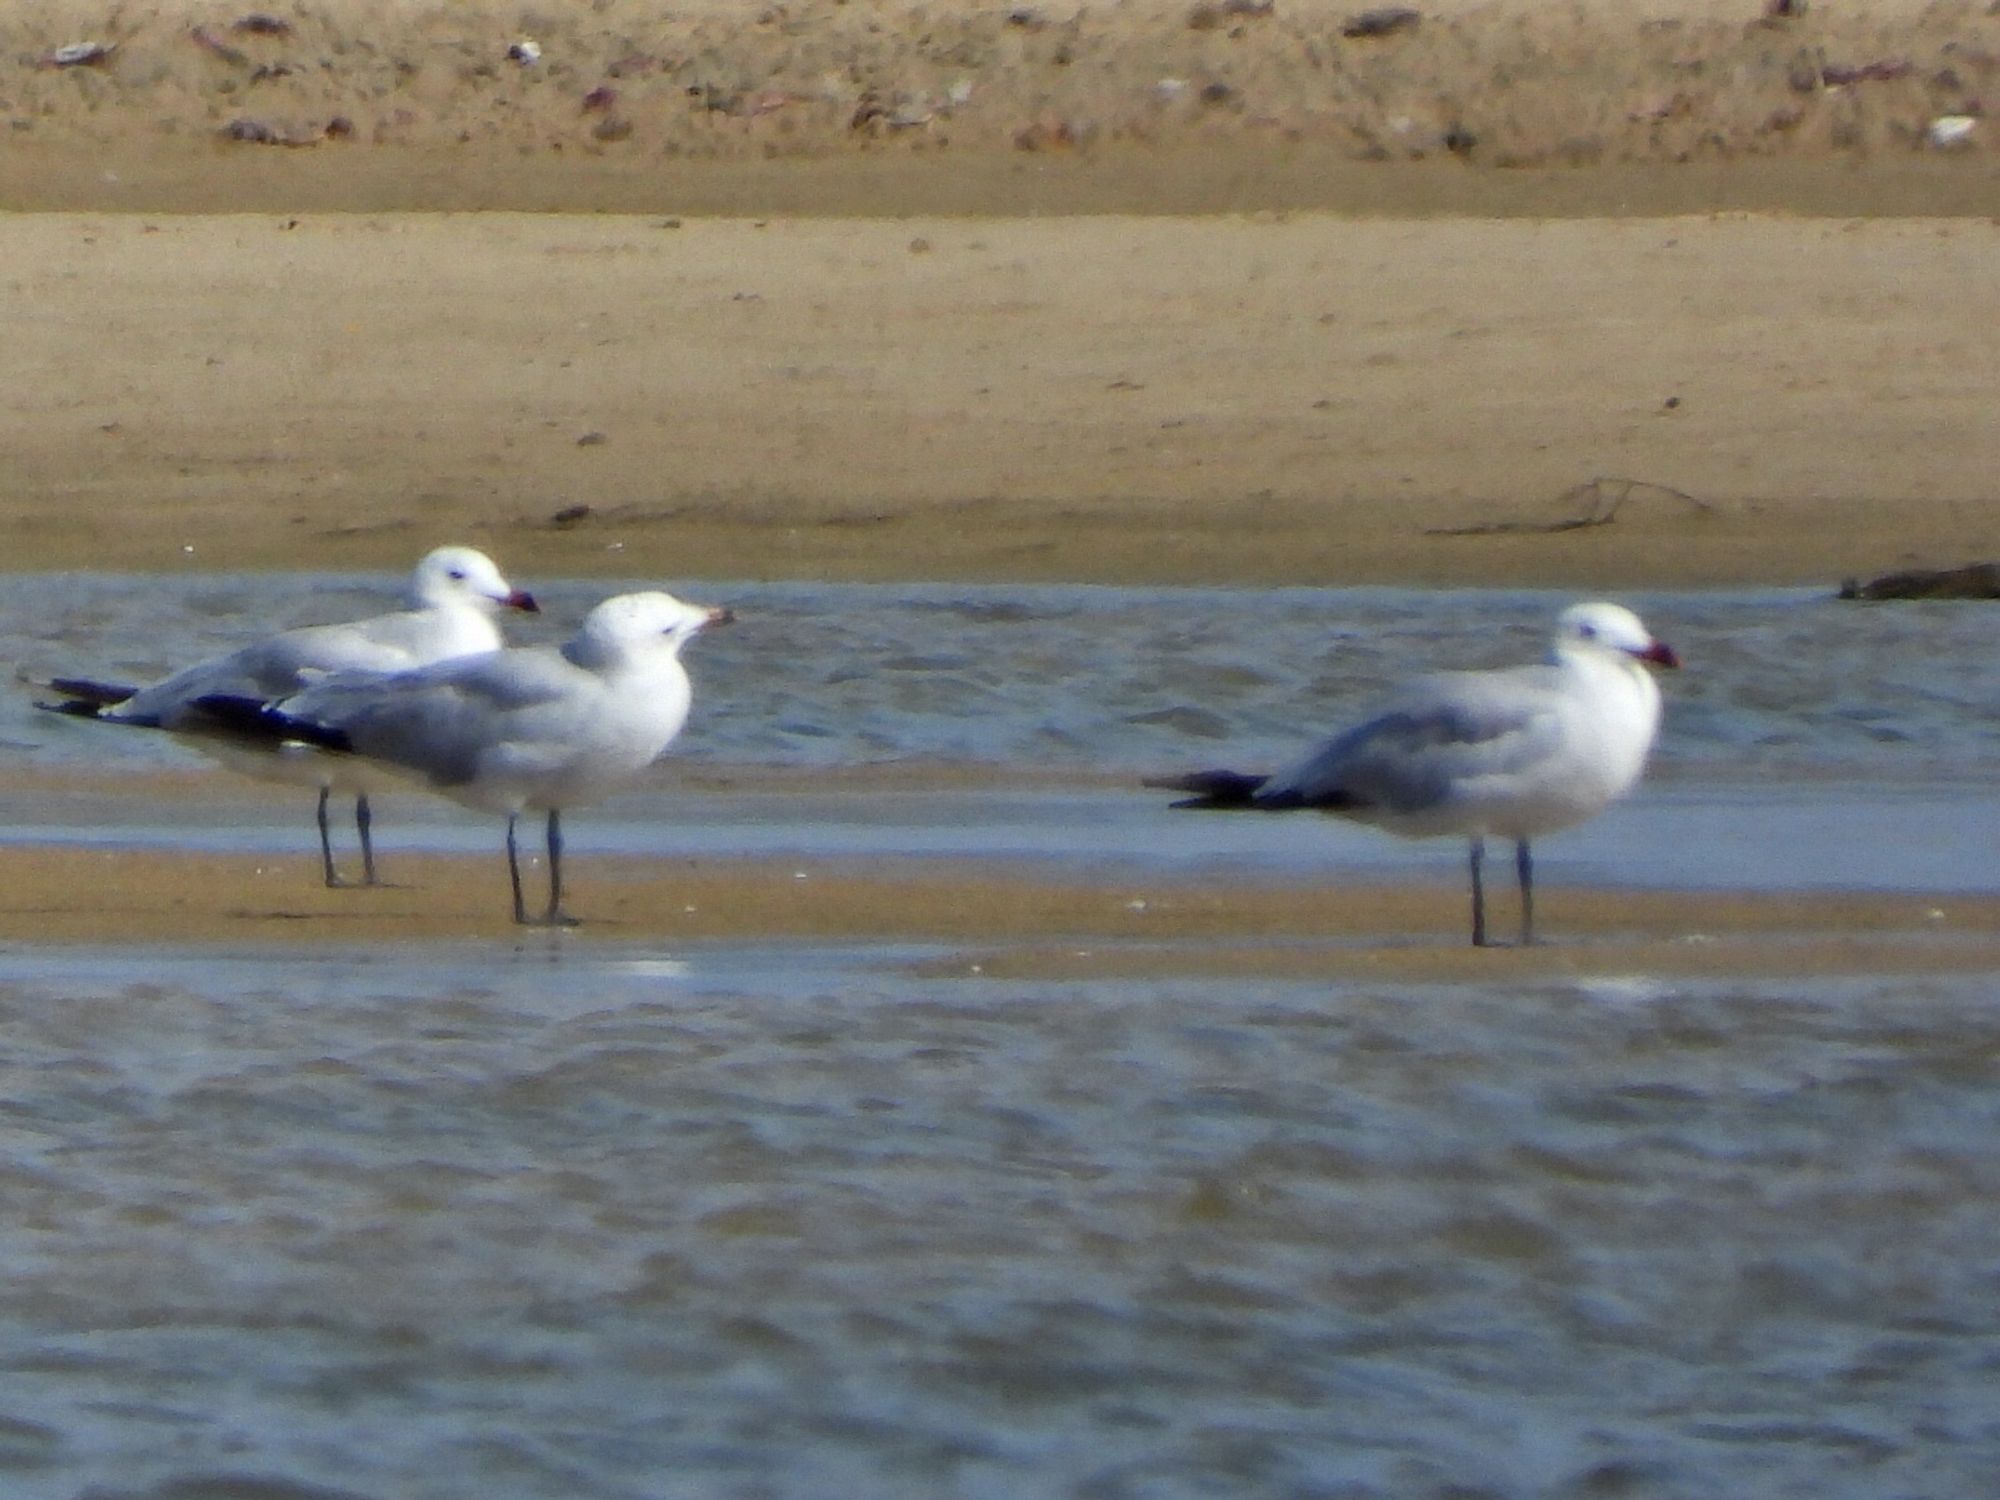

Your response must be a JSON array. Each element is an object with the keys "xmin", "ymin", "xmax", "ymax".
[
  {"xmin": 1151, "ymin": 601, "xmax": 1680, "ymax": 947},
  {"xmin": 197, "ymin": 591, "xmax": 733, "ymax": 927},
  {"xmin": 34, "ymin": 546, "xmax": 538, "ymax": 888}
]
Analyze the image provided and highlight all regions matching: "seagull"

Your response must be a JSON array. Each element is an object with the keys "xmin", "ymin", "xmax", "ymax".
[
  {"xmin": 1151, "ymin": 601, "xmax": 1681, "ymax": 947},
  {"xmin": 33, "ymin": 546, "xmax": 538, "ymax": 888},
  {"xmin": 195, "ymin": 591, "xmax": 733, "ymax": 927}
]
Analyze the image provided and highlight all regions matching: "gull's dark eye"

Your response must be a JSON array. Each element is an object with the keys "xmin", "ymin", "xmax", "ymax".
[
  {"xmin": 1576, "ymin": 621, "xmax": 1597, "ymax": 639},
  {"xmin": 448, "ymin": 569, "xmax": 466, "ymax": 581}
]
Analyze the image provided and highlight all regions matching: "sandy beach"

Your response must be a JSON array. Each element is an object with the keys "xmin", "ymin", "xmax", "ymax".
[
  {"xmin": 6, "ymin": 208, "xmax": 2000, "ymax": 589},
  {"xmin": 0, "ymin": 0, "xmax": 1996, "ymax": 588}
]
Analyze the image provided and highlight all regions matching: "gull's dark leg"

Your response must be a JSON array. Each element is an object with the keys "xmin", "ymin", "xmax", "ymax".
[
  {"xmin": 508, "ymin": 809, "xmax": 580, "ymax": 927},
  {"xmin": 1468, "ymin": 836, "xmax": 1488, "ymax": 947},
  {"xmin": 544, "ymin": 808, "xmax": 580, "ymax": 927},
  {"xmin": 355, "ymin": 794, "xmax": 380, "ymax": 887},
  {"xmin": 1515, "ymin": 839, "xmax": 1536, "ymax": 947},
  {"xmin": 507, "ymin": 813, "xmax": 529, "ymax": 924},
  {"xmin": 316, "ymin": 786, "xmax": 344, "ymax": 889}
]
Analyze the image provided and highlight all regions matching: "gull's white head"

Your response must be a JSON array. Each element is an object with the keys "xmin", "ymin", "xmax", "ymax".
[
  {"xmin": 408, "ymin": 546, "xmax": 538, "ymax": 615},
  {"xmin": 1553, "ymin": 601, "xmax": 1680, "ymax": 669},
  {"xmin": 579, "ymin": 591, "xmax": 735, "ymax": 660}
]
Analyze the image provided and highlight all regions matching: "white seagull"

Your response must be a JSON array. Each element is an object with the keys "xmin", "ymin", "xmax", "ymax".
[
  {"xmin": 195, "ymin": 590, "xmax": 733, "ymax": 927},
  {"xmin": 34, "ymin": 546, "xmax": 538, "ymax": 887},
  {"xmin": 1152, "ymin": 601, "xmax": 1681, "ymax": 946}
]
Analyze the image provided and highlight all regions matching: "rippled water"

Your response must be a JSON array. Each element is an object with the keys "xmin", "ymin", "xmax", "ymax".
[
  {"xmin": 2, "ymin": 948, "xmax": 1997, "ymax": 1498},
  {"xmin": 8, "ymin": 574, "xmax": 1998, "ymax": 778},
  {"xmin": 3, "ymin": 574, "xmax": 1998, "ymax": 1497}
]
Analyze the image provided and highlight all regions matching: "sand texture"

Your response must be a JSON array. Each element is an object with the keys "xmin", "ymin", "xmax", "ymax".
[
  {"xmin": 3, "ymin": 842, "xmax": 1995, "ymax": 984},
  {"xmin": 4, "ymin": 209, "xmax": 1998, "ymax": 585},
  {"xmin": 4, "ymin": 2, "xmax": 1998, "ymax": 586},
  {"xmin": 5, "ymin": 0, "xmax": 2000, "ymax": 216}
]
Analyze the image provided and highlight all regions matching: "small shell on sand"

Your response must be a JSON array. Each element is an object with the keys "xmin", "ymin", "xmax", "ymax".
[
  {"xmin": 1926, "ymin": 115, "xmax": 1977, "ymax": 149},
  {"xmin": 49, "ymin": 41, "xmax": 114, "ymax": 67}
]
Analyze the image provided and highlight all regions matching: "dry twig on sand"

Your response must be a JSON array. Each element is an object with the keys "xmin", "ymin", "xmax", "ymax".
[{"xmin": 1424, "ymin": 477, "xmax": 1715, "ymax": 538}]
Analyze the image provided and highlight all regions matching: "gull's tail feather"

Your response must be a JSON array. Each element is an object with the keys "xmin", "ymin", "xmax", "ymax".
[
  {"xmin": 190, "ymin": 693, "xmax": 354, "ymax": 753},
  {"xmin": 21, "ymin": 670, "xmax": 141, "ymax": 717},
  {"xmin": 1146, "ymin": 768, "xmax": 1271, "ymax": 810}
]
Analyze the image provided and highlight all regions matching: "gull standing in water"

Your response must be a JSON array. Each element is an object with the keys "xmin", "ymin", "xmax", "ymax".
[
  {"xmin": 1152, "ymin": 601, "xmax": 1680, "ymax": 946},
  {"xmin": 196, "ymin": 591, "xmax": 733, "ymax": 927},
  {"xmin": 33, "ymin": 546, "xmax": 538, "ymax": 887}
]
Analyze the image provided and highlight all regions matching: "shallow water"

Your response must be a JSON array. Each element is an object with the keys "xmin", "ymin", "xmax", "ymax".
[
  {"xmin": 9, "ymin": 575, "xmax": 1999, "ymax": 780},
  {"xmin": 2, "ymin": 576, "xmax": 1997, "ymax": 1496},
  {"xmin": 1, "ymin": 947, "xmax": 1997, "ymax": 1498},
  {"xmin": 3, "ymin": 780, "xmax": 1998, "ymax": 896},
  {"xmin": 11, "ymin": 575, "xmax": 2000, "ymax": 895}
]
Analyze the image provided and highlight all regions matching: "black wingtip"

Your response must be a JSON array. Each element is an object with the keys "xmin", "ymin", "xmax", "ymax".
[
  {"xmin": 43, "ymin": 675, "xmax": 141, "ymax": 704},
  {"xmin": 190, "ymin": 693, "xmax": 353, "ymax": 753},
  {"xmin": 35, "ymin": 698, "xmax": 111, "ymax": 719},
  {"xmin": 1145, "ymin": 768, "xmax": 1271, "ymax": 810},
  {"xmin": 22, "ymin": 673, "xmax": 140, "ymax": 717}
]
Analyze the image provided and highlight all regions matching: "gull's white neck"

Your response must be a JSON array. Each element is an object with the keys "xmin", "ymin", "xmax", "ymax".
[
  {"xmin": 408, "ymin": 596, "xmax": 506, "ymax": 658},
  {"xmin": 1555, "ymin": 643, "xmax": 1663, "ymax": 747}
]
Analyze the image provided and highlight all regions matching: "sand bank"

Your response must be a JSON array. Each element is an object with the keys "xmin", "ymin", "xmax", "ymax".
[
  {"xmin": 2, "ymin": 843, "xmax": 1994, "ymax": 982},
  {"xmin": 5, "ymin": 209, "xmax": 1998, "ymax": 587}
]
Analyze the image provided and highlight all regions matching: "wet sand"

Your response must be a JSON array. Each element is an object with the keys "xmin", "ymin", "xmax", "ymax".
[{"xmin": 4, "ymin": 841, "xmax": 1995, "ymax": 983}]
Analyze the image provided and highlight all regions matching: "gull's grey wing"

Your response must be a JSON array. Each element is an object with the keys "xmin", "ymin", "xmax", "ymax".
[
  {"xmin": 108, "ymin": 616, "xmax": 426, "ymax": 727},
  {"xmin": 110, "ymin": 638, "xmax": 320, "ymax": 726},
  {"xmin": 281, "ymin": 648, "xmax": 584, "ymax": 788},
  {"xmin": 1258, "ymin": 666, "xmax": 1568, "ymax": 815}
]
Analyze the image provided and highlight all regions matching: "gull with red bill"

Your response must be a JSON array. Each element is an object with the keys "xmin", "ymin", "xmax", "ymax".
[
  {"xmin": 1151, "ymin": 601, "xmax": 1681, "ymax": 947},
  {"xmin": 33, "ymin": 545, "xmax": 538, "ymax": 889},
  {"xmin": 196, "ymin": 590, "xmax": 734, "ymax": 928}
]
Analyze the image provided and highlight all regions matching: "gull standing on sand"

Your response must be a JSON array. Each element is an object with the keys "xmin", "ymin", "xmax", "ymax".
[
  {"xmin": 33, "ymin": 546, "xmax": 538, "ymax": 888},
  {"xmin": 1151, "ymin": 601, "xmax": 1680, "ymax": 947},
  {"xmin": 196, "ymin": 590, "xmax": 733, "ymax": 927}
]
